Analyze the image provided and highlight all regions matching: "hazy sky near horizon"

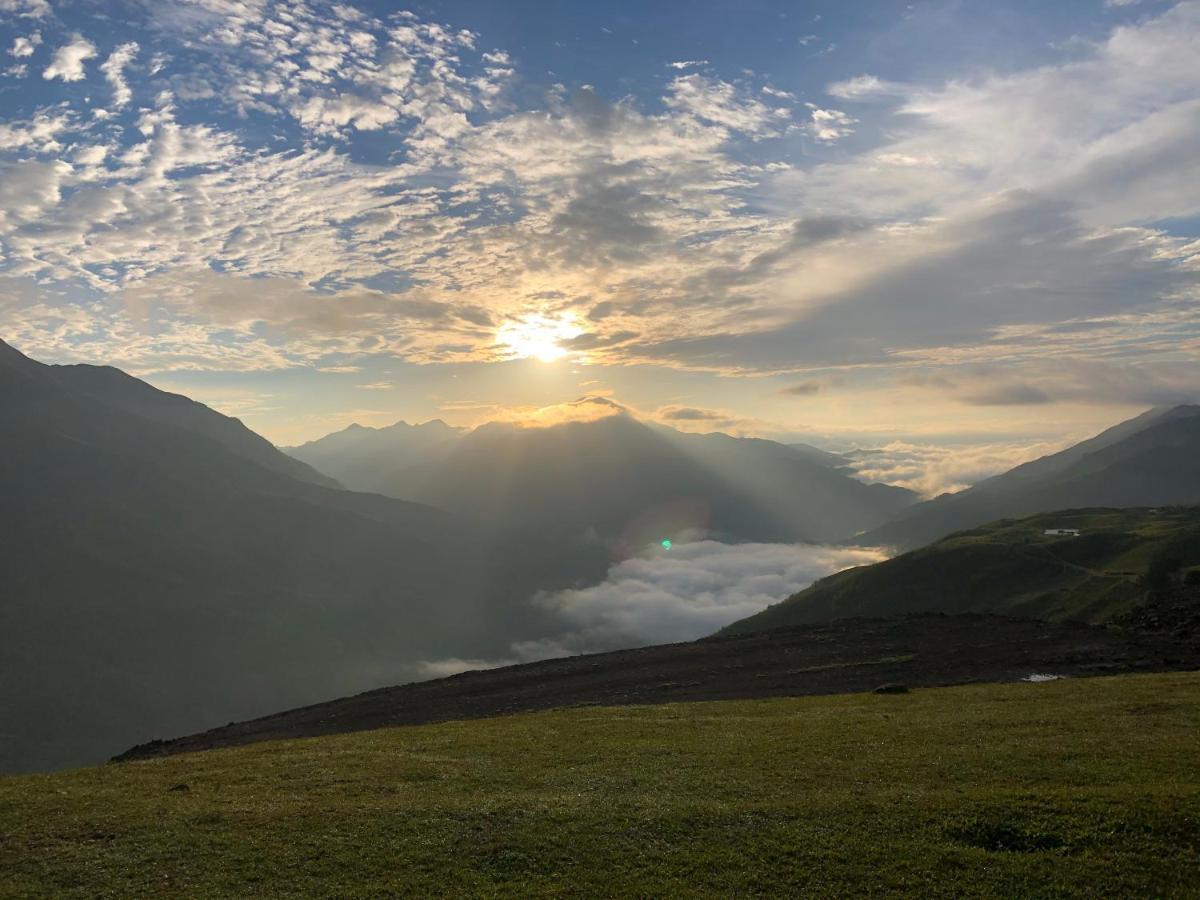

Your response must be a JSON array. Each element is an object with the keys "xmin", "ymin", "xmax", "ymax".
[{"xmin": 1, "ymin": 0, "xmax": 1198, "ymax": 456}]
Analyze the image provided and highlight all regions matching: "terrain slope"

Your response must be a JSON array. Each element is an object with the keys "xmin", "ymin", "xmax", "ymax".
[
  {"xmin": 117, "ymin": 612, "xmax": 1199, "ymax": 760},
  {"xmin": 1, "ymin": 673, "xmax": 1196, "ymax": 896},
  {"xmin": 726, "ymin": 507, "xmax": 1200, "ymax": 635}
]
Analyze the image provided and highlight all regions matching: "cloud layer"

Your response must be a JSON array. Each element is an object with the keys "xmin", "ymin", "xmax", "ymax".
[
  {"xmin": 406, "ymin": 539, "xmax": 886, "ymax": 679},
  {"xmin": 0, "ymin": 1, "xmax": 1197, "ymax": 446},
  {"xmin": 514, "ymin": 541, "xmax": 888, "ymax": 658}
]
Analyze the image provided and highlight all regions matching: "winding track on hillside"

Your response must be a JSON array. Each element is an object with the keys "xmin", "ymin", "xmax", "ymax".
[{"xmin": 115, "ymin": 613, "xmax": 1200, "ymax": 762}]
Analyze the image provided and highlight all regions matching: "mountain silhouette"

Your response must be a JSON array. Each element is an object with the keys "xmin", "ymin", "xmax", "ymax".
[
  {"xmin": 0, "ymin": 340, "xmax": 606, "ymax": 773},
  {"xmin": 290, "ymin": 407, "xmax": 916, "ymax": 546}
]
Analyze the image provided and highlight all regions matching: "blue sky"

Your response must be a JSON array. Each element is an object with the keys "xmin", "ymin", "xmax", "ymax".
[{"xmin": 1, "ymin": 0, "xmax": 1198, "ymax": 493}]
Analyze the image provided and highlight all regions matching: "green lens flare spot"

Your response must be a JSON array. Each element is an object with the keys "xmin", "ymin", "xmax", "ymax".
[{"xmin": 661, "ymin": 539, "xmax": 672, "ymax": 550}]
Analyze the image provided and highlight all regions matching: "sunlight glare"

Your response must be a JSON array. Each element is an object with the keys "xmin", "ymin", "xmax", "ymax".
[{"xmin": 497, "ymin": 314, "xmax": 582, "ymax": 363}]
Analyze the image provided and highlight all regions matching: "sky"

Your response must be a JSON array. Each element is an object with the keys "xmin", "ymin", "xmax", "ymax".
[{"xmin": 1, "ymin": 0, "xmax": 1198, "ymax": 478}]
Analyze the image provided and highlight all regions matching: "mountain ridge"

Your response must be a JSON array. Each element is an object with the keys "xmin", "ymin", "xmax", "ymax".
[
  {"xmin": 857, "ymin": 404, "xmax": 1200, "ymax": 549},
  {"xmin": 288, "ymin": 407, "xmax": 917, "ymax": 545}
]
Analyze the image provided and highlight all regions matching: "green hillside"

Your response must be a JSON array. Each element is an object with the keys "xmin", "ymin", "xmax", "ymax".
[
  {"xmin": 1, "ymin": 673, "xmax": 1198, "ymax": 897},
  {"xmin": 725, "ymin": 507, "xmax": 1200, "ymax": 636}
]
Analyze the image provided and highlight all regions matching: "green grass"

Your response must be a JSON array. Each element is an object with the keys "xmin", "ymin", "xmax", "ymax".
[
  {"xmin": 726, "ymin": 506, "xmax": 1200, "ymax": 633},
  {"xmin": 2, "ymin": 672, "xmax": 1199, "ymax": 897}
]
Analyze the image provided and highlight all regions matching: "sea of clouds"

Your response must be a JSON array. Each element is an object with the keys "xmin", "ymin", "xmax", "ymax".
[{"xmin": 414, "ymin": 540, "xmax": 889, "ymax": 678}]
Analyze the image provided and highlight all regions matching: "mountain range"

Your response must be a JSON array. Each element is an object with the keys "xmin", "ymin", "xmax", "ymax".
[
  {"xmin": 288, "ymin": 403, "xmax": 918, "ymax": 547},
  {"xmin": 4, "ymin": 335, "xmax": 1199, "ymax": 774}
]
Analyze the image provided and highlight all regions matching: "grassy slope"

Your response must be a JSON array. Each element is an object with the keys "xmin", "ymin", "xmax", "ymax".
[
  {"xmin": 2, "ymin": 672, "xmax": 1199, "ymax": 897},
  {"xmin": 726, "ymin": 507, "xmax": 1200, "ymax": 636}
]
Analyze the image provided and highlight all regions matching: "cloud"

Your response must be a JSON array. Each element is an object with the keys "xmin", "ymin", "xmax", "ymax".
[
  {"xmin": 900, "ymin": 358, "xmax": 1200, "ymax": 410},
  {"xmin": 100, "ymin": 43, "xmax": 139, "ymax": 109},
  {"xmin": 0, "ymin": 4, "xmax": 801, "ymax": 370},
  {"xmin": 317, "ymin": 365, "xmax": 362, "ymax": 374},
  {"xmin": 631, "ymin": 191, "xmax": 1199, "ymax": 373},
  {"xmin": 658, "ymin": 406, "xmax": 720, "ymax": 421},
  {"xmin": 9, "ymin": 33, "xmax": 40, "ymax": 58},
  {"xmin": 0, "ymin": 0, "xmax": 48, "ymax": 17},
  {"xmin": 666, "ymin": 74, "xmax": 784, "ymax": 135},
  {"xmin": 512, "ymin": 541, "xmax": 889, "ymax": 656},
  {"xmin": 846, "ymin": 438, "xmax": 1073, "ymax": 498},
  {"xmin": 806, "ymin": 106, "xmax": 856, "ymax": 141},
  {"xmin": 959, "ymin": 382, "xmax": 1052, "ymax": 406},
  {"xmin": 826, "ymin": 74, "xmax": 906, "ymax": 101},
  {"xmin": 293, "ymin": 94, "xmax": 400, "ymax": 134},
  {"xmin": 487, "ymin": 395, "xmax": 629, "ymax": 428},
  {"xmin": 2, "ymin": 0, "xmax": 1199, "ymax": 402},
  {"xmin": 42, "ymin": 37, "xmax": 96, "ymax": 82},
  {"xmin": 0, "ymin": 109, "xmax": 73, "ymax": 152},
  {"xmin": 779, "ymin": 381, "xmax": 822, "ymax": 396}
]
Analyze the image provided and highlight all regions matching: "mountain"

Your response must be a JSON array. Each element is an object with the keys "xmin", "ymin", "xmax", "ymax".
[
  {"xmin": 0, "ymin": 342, "xmax": 339, "ymax": 489},
  {"xmin": 0, "ymin": 340, "xmax": 606, "ymax": 773},
  {"xmin": 723, "ymin": 506, "xmax": 1200, "ymax": 635},
  {"xmin": 289, "ymin": 408, "xmax": 917, "ymax": 546},
  {"xmin": 858, "ymin": 405, "xmax": 1200, "ymax": 550},
  {"xmin": 787, "ymin": 442, "xmax": 851, "ymax": 468},
  {"xmin": 285, "ymin": 418, "xmax": 463, "ymax": 496}
]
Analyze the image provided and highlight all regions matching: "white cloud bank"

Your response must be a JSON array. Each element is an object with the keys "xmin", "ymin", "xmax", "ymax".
[
  {"xmin": 519, "ymin": 541, "xmax": 888, "ymax": 658},
  {"xmin": 412, "ymin": 540, "xmax": 886, "ymax": 678},
  {"xmin": 846, "ymin": 439, "xmax": 1072, "ymax": 498}
]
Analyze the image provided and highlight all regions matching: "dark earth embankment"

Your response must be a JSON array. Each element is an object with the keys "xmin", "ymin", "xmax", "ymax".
[{"xmin": 116, "ymin": 613, "xmax": 1200, "ymax": 762}]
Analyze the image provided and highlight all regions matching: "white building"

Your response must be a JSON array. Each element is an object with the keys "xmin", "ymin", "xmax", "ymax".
[{"xmin": 1043, "ymin": 528, "xmax": 1081, "ymax": 537}]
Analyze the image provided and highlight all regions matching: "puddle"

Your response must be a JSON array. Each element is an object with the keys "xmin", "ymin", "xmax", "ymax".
[{"xmin": 1022, "ymin": 673, "xmax": 1065, "ymax": 683}]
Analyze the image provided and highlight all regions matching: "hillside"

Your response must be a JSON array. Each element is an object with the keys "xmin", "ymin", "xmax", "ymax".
[
  {"xmin": 0, "ymin": 340, "xmax": 607, "ymax": 774},
  {"xmin": 859, "ymin": 405, "xmax": 1200, "ymax": 550},
  {"xmin": 289, "ymin": 409, "xmax": 916, "ymax": 545},
  {"xmin": 4, "ymin": 673, "xmax": 1198, "ymax": 896},
  {"xmin": 0, "ymin": 340, "xmax": 338, "ymax": 489},
  {"xmin": 725, "ymin": 507, "xmax": 1200, "ymax": 635},
  {"xmin": 115, "ymin": 613, "xmax": 1199, "ymax": 761}
]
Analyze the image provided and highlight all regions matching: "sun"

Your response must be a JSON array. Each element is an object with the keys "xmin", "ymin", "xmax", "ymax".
[{"xmin": 496, "ymin": 313, "xmax": 583, "ymax": 363}]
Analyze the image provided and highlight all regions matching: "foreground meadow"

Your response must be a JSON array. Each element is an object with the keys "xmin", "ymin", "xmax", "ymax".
[{"xmin": 2, "ymin": 672, "xmax": 1198, "ymax": 897}]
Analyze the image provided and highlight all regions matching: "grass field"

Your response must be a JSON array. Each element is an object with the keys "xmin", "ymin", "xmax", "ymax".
[{"xmin": 2, "ymin": 672, "xmax": 1199, "ymax": 897}]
